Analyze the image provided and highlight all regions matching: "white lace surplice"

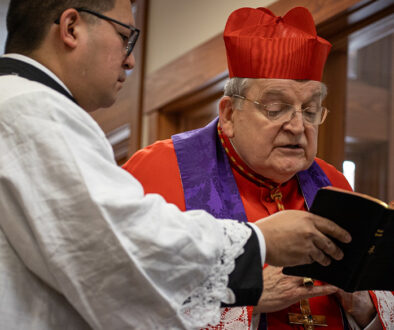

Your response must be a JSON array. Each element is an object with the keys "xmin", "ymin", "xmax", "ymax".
[{"xmin": 0, "ymin": 73, "xmax": 253, "ymax": 330}]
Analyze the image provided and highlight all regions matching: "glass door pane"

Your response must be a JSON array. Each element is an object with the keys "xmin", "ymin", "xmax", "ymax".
[{"xmin": 344, "ymin": 14, "xmax": 394, "ymax": 202}]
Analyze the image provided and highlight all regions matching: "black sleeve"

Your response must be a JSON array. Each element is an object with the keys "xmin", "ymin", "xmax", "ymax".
[{"xmin": 222, "ymin": 224, "xmax": 263, "ymax": 307}]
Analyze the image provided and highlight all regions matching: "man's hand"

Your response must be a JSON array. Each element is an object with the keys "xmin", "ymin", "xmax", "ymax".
[
  {"xmin": 335, "ymin": 290, "xmax": 380, "ymax": 328},
  {"xmin": 255, "ymin": 210, "xmax": 351, "ymax": 267},
  {"xmin": 253, "ymin": 266, "xmax": 338, "ymax": 314}
]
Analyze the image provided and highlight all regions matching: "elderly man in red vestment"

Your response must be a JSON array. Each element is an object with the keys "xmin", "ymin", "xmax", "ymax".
[{"xmin": 123, "ymin": 6, "xmax": 393, "ymax": 330}]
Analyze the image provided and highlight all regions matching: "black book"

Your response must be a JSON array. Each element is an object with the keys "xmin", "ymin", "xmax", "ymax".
[{"xmin": 283, "ymin": 186, "xmax": 394, "ymax": 292}]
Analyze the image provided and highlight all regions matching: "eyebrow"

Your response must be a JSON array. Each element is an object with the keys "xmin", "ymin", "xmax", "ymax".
[
  {"xmin": 308, "ymin": 92, "xmax": 324, "ymax": 102},
  {"xmin": 261, "ymin": 89, "xmax": 323, "ymax": 102},
  {"xmin": 260, "ymin": 89, "xmax": 290, "ymax": 101},
  {"xmin": 263, "ymin": 90, "xmax": 286, "ymax": 97}
]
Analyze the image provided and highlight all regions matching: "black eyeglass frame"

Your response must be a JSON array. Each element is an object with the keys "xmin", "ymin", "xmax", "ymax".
[{"xmin": 55, "ymin": 7, "xmax": 140, "ymax": 58}]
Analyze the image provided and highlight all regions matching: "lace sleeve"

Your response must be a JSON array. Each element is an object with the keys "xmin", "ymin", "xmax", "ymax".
[
  {"xmin": 180, "ymin": 220, "xmax": 252, "ymax": 328},
  {"xmin": 370, "ymin": 291, "xmax": 394, "ymax": 330}
]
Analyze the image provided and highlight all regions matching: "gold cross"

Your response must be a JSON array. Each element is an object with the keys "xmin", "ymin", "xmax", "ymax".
[{"xmin": 288, "ymin": 298, "xmax": 327, "ymax": 329}]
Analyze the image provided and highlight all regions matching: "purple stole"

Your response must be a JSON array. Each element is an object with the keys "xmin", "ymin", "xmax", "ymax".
[
  {"xmin": 172, "ymin": 118, "xmax": 332, "ymax": 220},
  {"xmin": 172, "ymin": 118, "xmax": 350, "ymax": 329}
]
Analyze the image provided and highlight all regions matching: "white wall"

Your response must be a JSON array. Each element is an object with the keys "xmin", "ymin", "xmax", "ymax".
[
  {"xmin": 146, "ymin": 0, "xmax": 276, "ymax": 74},
  {"xmin": 0, "ymin": 0, "xmax": 10, "ymax": 54}
]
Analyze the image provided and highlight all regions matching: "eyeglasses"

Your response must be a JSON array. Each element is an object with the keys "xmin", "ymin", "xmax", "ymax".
[
  {"xmin": 55, "ymin": 7, "xmax": 140, "ymax": 58},
  {"xmin": 232, "ymin": 94, "xmax": 329, "ymax": 125}
]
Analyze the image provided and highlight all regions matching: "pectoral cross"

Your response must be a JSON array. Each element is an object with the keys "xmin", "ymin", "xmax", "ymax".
[{"xmin": 288, "ymin": 298, "xmax": 327, "ymax": 329}]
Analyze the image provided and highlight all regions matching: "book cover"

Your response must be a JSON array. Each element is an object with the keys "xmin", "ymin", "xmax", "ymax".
[{"xmin": 283, "ymin": 186, "xmax": 394, "ymax": 292}]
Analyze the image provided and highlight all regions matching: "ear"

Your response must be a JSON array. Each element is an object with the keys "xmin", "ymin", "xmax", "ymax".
[
  {"xmin": 57, "ymin": 9, "xmax": 83, "ymax": 49},
  {"xmin": 219, "ymin": 96, "xmax": 235, "ymax": 138}
]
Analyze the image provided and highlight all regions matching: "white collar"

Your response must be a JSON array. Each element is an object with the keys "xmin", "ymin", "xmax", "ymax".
[{"xmin": 2, "ymin": 53, "xmax": 73, "ymax": 96}]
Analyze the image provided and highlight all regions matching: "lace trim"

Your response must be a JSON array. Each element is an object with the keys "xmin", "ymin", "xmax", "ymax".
[
  {"xmin": 203, "ymin": 307, "xmax": 249, "ymax": 330},
  {"xmin": 374, "ymin": 291, "xmax": 394, "ymax": 330},
  {"xmin": 180, "ymin": 221, "xmax": 252, "ymax": 328}
]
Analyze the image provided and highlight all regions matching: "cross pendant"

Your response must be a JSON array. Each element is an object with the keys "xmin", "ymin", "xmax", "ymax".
[{"xmin": 288, "ymin": 298, "xmax": 327, "ymax": 329}]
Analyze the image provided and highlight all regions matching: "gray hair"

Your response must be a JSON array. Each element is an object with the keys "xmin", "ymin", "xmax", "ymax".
[
  {"xmin": 223, "ymin": 77, "xmax": 252, "ymax": 97},
  {"xmin": 223, "ymin": 78, "xmax": 252, "ymax": 108},
  {"xmin": 224, "ymin": 77, "xmax": 328, "ymax": 107}
]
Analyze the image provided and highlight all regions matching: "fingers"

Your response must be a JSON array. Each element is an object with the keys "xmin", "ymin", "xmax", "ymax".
[
  {"xmin": 308, "ymin": 249, "xmax": 331, "ymax": 266},
  {"xmin": 308, "ymin": 214, "xmax": 350, "ymax": 264},
  {"xmin": 257, "ymin": 210, "xmax": 351, "ymax": 267},
  {"xmin": 312, "ymin": 215, "xmax": 352, "ymax": 244},
  {"xmin": 312, "ymin": 232, "xmax": 344, "ymax": 262}
]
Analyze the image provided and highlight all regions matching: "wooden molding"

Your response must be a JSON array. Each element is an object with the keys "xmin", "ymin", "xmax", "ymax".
[
  {"xmin": 317, "ymin": 47, "xmax": 348, "ymax": 170},
  {"xmin": 143, "ymin": 36, "xmax": 228, "ymax": 114}
]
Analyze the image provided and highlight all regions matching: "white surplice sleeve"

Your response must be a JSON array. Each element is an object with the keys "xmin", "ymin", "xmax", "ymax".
[
  {"xmin": 370, "ymin": 291, "xmax": 394, "ymax": 330},
  {"xmin": 0, "ymin": 79, "xmax": 255, "ymax": 329}
]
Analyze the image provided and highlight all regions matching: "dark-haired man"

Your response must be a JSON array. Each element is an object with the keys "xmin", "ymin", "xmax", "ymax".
[{"xmin": 0, "ymin": 1, "xmax": 352, "ymax": 329}]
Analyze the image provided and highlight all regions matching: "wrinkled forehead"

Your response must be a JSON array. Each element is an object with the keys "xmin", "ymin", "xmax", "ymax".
[{"xmin": 248, "ymin": 79, "xmax": 325, "ymax": 101}]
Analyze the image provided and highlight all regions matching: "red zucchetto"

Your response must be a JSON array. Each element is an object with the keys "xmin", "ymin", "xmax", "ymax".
[{"xmin": 223, "ymin": 7, "xmax": 332, "ymax": 81}]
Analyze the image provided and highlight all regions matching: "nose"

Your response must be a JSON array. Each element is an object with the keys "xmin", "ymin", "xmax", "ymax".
[
  {"xmin": 283, "ymin": 110, "xmax": 305, "ymax": 134},
  {"xmin": 123, "ymin": 53, "xmax": 135, "ymax": 70}
]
